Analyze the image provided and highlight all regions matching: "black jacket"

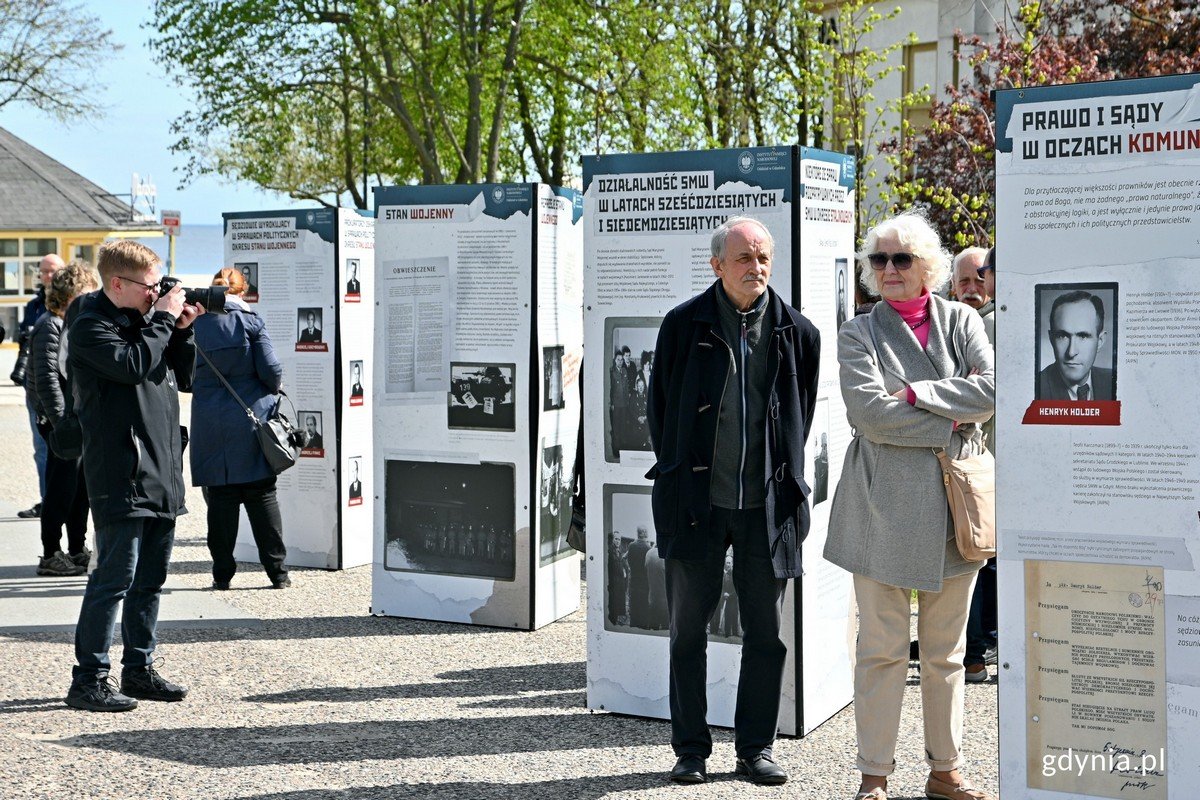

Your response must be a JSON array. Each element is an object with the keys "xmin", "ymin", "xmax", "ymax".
[
  {"xmin": 68, "ymin": 291, "xmax": 196, "ymax": 526},
  {"xmin": 647, "ymin": 282, "xmax": 820, "ymax": 579},
  {"xmin": 27, "ymin": 313, "xmax": 68, "ymax": 425}
]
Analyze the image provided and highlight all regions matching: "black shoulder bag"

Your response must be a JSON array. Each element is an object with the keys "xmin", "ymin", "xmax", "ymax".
[{"xmin": 194, "ymin": 341, "xmax": 302, "ymax": 474}]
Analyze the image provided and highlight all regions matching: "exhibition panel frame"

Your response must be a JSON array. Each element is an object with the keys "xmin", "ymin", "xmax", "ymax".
[
  {"xmin": 221, "ymin": 208, "xmax": 375, "ymax": 570},
  {"xmin": 995, "ymin": 74, "xmax": 1200, "ymax": 799},
  {"xmin": 582, "ymin": 146, "xmax": 856, "ymax": 736},
  {"xmin": 370, "ymin": 183, "xmax": 583, "ymax": 630}
]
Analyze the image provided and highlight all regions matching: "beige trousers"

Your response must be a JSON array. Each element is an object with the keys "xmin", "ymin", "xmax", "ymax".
[{"xmin": 852, "ymin": 571, "xmax": 978, "ymax": 776}]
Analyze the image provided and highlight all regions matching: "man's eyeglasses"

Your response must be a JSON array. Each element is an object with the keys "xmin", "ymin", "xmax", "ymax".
[
  {"xmin": 867, "ymin": 252, "xmax": 916, "ymax": 271},
  {"xmin": 116, "ymin": 275, "xmax": 160, "ymax": 292}
]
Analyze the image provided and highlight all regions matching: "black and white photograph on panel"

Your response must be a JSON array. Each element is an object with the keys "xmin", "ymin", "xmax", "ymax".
[
  {"xmin": 448, "ymin": 362, "xmax": 515, "ymax": 431},
  {"xmin": 543, "ymin": 346, "xmax": 565, "ymax": 411},
  {"xmin": 602, "ymin": 485, "xmax": 743, "ymax": 642},
  {"xmin": 538, "ymin": 441, "xmax": 573, "ymax": 566},
  {"xmin": 349, "ymin": 359, "xmax": 365, "ymax": 406},
  {"xmin": 235, "ymin": 262, "xmax": 259, "ymax": 302},
  {"xmin": 1033, "ymin": 282, "xmax": 1118, "ymax": 402},
  {"xmin": 298, "ymin": 411, "xmax": 325, "ymax": 457},
  {"xmin": 296, "ymin": 307, "xmax": 326, "ymax": 352},
  {"xmin": 603, "ymin": 317, "xmax": 660, "ymax": 462},
  {"xmin": 348, "ymin": 457, "xmax": 363, "ymax": 506},
  {"xmin": 808, "ymin": 397, "xmax": 830, "ymax": 506},
  {"xmin": 383, "ymin": 459, "xmax": 515, "ymax": 581},
  {"xmin": 835, "ymin": 257, "xmax": 849, "ymax": 330},
  {"xmin": 345, "ymin": 257, "xmax": 362, "ymax": 298}
]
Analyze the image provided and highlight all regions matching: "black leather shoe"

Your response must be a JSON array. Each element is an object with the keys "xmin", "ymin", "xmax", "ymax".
[
  {"xmin": 66, "ymin": 676, "xmax": 137, "ymax": 712},
  {"xmin": 735, "ymin": 753, "xmax": 788, "ymax": 785},
  {"xmin": 17, "ymin": 503, "xmax": 41, "ymax": 519},
  {"xmin": 271, "ymin": 576, "xmax": 292, "ymax": 589},
  {"xmin": 669, "ymin": 755, "xmax": 707, "ymax": 784},
  {"xmin": 122, "ymin": 665, "xmax": 188, "ymax": 702}
]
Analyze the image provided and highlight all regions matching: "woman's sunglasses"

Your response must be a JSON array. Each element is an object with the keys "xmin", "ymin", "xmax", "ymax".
[{"xmin": 867, "ymin": 252, "xmax": 915, "ymax": 270}]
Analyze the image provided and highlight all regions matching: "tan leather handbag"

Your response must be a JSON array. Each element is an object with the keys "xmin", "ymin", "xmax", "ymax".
[{"xmin": 935, "ymin": 448, "xmax": 996, "ymax": 561}]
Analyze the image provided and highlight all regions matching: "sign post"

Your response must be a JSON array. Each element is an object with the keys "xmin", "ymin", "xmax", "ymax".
[{"xmin": 161, "ymin": 209, "xmax": 181, "ymax": 275}]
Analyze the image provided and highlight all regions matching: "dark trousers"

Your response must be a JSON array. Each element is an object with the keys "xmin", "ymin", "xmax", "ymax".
[
  {"xmin": 37, "ymin": 422, "xmax": 89, "ymax": 559},
  {"xmin": 204, "ymin": 477, "xmax": 287, "ymax": 584},
  {"xmin": 665, "ymin": 506, "xmax": 787, "ymax": 758},
  {"xmin": 73, "ymin": 517, "xmax": 175, "ymax": 681},
  {"xmin": 965, "ymin": 557, "xmax": 998, "ymax": 666}
]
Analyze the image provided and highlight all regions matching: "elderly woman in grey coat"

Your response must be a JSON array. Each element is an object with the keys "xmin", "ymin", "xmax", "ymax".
[{"xmin": 825, "ymin": 211, "xmax": 995, "ymax": 800}]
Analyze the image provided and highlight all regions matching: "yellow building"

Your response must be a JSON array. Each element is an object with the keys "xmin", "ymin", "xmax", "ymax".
[{"xmin": 0, "ymin": 127, "xmax": 163, "ymax": 338}]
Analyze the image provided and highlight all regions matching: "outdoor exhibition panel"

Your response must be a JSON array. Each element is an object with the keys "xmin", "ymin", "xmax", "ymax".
[
  {"xmin": 370, "ymin": 183, "xmax": 583, "ymax": 630},
  {"xmin": 995, "ymin": 74, "xmax": 1200, "ymax": 799},
  {"xmin": 221, "ymin": 208, "xmax": 375, "ymax": 569},
  {"xmin": 582, "ymin": 146, "xmax": 855, "ymax": 736}
]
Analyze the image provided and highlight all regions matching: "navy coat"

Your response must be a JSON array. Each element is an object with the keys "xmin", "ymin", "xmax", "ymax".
[
  {"xmin": 646, "ymin": 281, "xmax": 820, "ymax": 579},
  {"xmin": 189, "ymin": 299, "xmax": 283, "ymax": 486}
]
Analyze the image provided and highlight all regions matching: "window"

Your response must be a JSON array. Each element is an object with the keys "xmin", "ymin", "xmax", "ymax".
[
  {"xmin": 0, "ymin": 239, "xmax": 17, "ymax": 295},
  {"xmin": 903, "ymin": 42, "xmax": 938, "ymax": 144},
  {"xmin": 23, "ymin": 238, "xmax": 57, "ymax": 257}
]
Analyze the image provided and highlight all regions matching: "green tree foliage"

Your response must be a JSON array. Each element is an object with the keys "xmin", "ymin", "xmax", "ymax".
[
  {"xmin": 0, "ymin": 0, "xmax": 118, "ymax": 120},
  {"xmin": 885, "ymin": 0, "xmax": 1200, "ymax": 250},
  {"xmin": 151, "ymin": 0, "xmax": 920, "ymax": 213}
]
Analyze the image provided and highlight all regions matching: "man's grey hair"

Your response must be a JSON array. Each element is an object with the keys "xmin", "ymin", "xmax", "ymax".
[
  {"xmin": 710, "ymin": 216, "xmax": 774, "ymax": 261},
  {"xmin": 952, "ymin": 246, "xmax": 989, "ymax": 273}
]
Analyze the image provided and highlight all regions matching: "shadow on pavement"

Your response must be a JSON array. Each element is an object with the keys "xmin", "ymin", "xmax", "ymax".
[
  {"xmin": 242, "ymin": 662, "xmax": 585, "ymax": 705},
  {"xmin": 56, "ymin": 711, "xmax": 669, "ymax": 767},
  {"xmin": 230, "ymin": 772, "xmax": 668, "ymax": 799}
]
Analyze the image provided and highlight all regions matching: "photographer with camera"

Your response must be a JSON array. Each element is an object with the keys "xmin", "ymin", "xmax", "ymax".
[
  {"xmin": 65, "ymin": 240, "xmax": 204, "ymax": 713},
  {"xmin": 190, "ymin": 267, "xmax": 290, "ymax": 591},
  {"xmin": 12, "ymin": 253, "xmax": 65, "ymax": 519}
]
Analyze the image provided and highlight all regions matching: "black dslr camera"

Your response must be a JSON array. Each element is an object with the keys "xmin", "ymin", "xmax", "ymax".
[{"xmin": 158, "ymin": 276, "xmax": 227, "ymax": 313}]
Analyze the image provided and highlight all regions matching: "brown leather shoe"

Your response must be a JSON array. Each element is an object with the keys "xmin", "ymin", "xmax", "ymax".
[{"xmin": 925, "ymin": 774, "xmax": 995, "ymax": 800}]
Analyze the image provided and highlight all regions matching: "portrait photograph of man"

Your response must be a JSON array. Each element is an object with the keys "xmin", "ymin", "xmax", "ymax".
[
  {"xmin": 602, "ymin": 318, "xmax": 659, "ymax": 462},
  {"xmin": 299, "ymin": 412, "xmax": 324, "ymax": 455},
  {"xmin": 1034, "ymin": 283, "xmax": 1118, "ymax": 402},
  {"xmin": 345, "ymin": 258, "xmax": 362, "ymax": 299},
  {"xmin": 835, "ymin": 258, "xmax": 849, "ymax": 330},
  {"xmin": 808, "ymin": 397, "xmax": 830, "ymax": 506},
  {"xmin": 297, "ymin": 308, "xmax": 323, "ymax": 345},
  {"xmin": 349, "ymin": 360, "xmax": 365, "ymax": 406},
  {"xmin": 348, "ymin": 458, "xmax": 363, "ymax": 506},
  {"xmin": 236, "ymin": 262, "xmax": 259, "ymax": 302}
]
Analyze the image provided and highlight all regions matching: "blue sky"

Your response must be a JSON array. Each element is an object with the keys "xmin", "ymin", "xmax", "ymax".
[{"xmin": 0, "ymin": 1, "xmax": 309, "ymax": 225}]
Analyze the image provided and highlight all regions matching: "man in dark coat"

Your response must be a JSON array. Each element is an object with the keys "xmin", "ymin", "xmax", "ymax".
[
  {"xmin": 1037, "ymin": 290, "xmax": 1114, "ymax": 401},
  {"xmin": 298, "ymin": 311, "xmax": 322, "ymax": 342},
  {"xmin": 65, "ymin": 241, "xmax": 202, "ymax": 712},
  {"xmin": 648, "ymin": 216, "xmax": 819, "ymax": 786},
  {"xmin": 606, "ymin": 531, "xmax": 628, "ymax": 625},
  {"xmin": 625, "ymin": 526, "xmax": 653, "ymax": 629}
]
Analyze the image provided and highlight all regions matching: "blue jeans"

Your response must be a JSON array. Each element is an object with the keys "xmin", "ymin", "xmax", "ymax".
[
  {"xmin": 25, "ymin": 393, "xmax": 47, "ymax": 497},
  {"xmin": 73, "ymin": 517, "xmax": 175, "ymax": 682}
]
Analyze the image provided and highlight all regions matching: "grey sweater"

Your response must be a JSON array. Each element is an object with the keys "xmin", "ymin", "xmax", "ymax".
[{"xmin": 710, "ymin": 285, "xmax": 769, "ymax": 509}]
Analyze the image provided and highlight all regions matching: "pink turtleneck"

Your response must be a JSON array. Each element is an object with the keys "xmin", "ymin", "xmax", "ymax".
[{"xmin": 885, "ymin": 290, "xmax": 931, "ymax": 406}]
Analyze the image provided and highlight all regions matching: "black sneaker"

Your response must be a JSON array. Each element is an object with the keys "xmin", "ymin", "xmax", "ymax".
[
  {"xmin": 271, "ymin": 576, "xmax": 292, "ymax": 589},
  {"xmin": 66, "ymin": 676, "xmax": 138, "ymax": 712},
  {"xmin": 17, "ymin": 503, "xmax": 42, "ymax": 519},
  {"xmin": 121, "ymin": 663, "xmax": 188, "ymax": 702},
  {"xmin": 37, "ymin": 551, "xmax": 86, "ymax": 577},
  {"xmin": 70, "ymin": 547, "xmax": 92, "ymax": 569}
]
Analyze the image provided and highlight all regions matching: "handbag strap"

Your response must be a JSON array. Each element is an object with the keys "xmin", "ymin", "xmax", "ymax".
[{"xmin": 194, "ymin": 340, "xmax": 260, "ymax": 424}]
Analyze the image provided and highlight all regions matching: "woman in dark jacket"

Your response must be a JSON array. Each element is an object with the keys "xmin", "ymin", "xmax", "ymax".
[
  {"xmin": 27, "ymin": 261, "xmax": 99, "ymax": 576},
  {"xmin": 191, "ymin": 268, "xmax": 290, "ymax": 589}
]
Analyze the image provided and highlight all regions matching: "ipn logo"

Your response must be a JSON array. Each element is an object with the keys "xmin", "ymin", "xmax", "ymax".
[{"xmin": 737, "ymin": 151, "xmax": 755, "ymax": 174}]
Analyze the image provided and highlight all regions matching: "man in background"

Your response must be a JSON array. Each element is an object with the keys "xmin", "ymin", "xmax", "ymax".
[{"xmin": 13, "ymin": 254, "xmax": 65, "ymax": 518}]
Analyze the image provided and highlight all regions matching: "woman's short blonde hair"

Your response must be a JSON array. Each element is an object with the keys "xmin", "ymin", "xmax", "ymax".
[
  {"xmin": 857, "ymin": 209, "xmax": 951, "ymax": 297},
  {"xmin": 212, "ymin": 267, "xmax": 247, "ymax": 295},
  {"xmin": 47, "ymin": 260, "xmax": 100, "ymax": 316}
]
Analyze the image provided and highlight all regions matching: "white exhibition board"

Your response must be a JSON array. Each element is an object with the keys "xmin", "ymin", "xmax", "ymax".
[
  {"xmin": 582, "ymin": 146, "xmax": 854, "ymax": 736},
  {"xmin": 221, "ymin": 209, "xmax": 374, "ymax": 569},
  {"xmin": 370, "ymin": 183, "xmax": 582, "ymax": 630},
  {"xmin": 995, "ymin": 75, "xmax": 1200, "ymax": 800}
]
